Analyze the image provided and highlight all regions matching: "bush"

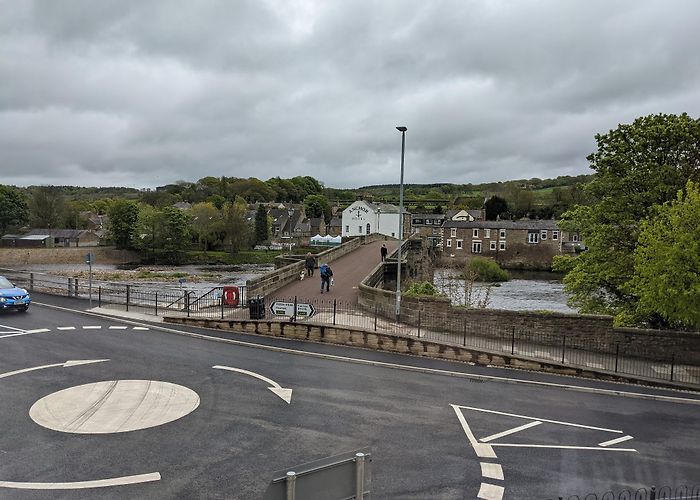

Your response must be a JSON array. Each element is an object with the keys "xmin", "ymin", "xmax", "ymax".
[
  {"xmin": 405, "ymin": 281, "xmax": 442, "ymax": 297},
  {"xmin": 465, "ymin": 257, "xmax": 508, "ymax": 282}
]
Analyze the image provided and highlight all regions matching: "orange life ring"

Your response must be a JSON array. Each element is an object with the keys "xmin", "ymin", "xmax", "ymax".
[{"xmin": 223, "ymin": 286, "xmax": 239, "ymax": 306}]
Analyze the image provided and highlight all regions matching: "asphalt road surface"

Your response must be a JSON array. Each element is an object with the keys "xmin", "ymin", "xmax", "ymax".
[{"xmin": 1, "ymin": 294, "xmax": 698, "ymax": 499}]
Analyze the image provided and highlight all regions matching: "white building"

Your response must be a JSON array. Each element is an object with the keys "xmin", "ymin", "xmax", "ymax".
[{"xmin": 341, "ymin": 200, "xmax": 402, "ymax": 238}]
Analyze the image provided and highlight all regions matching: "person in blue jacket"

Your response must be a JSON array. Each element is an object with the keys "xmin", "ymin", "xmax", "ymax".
[{"xmin": 319, "ymin": 263, "xmax": 333, "ymax": 293}]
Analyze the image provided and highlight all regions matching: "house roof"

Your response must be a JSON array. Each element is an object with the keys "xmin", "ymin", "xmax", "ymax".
[
  {"xmin": 25, "ymin": 229, "xmax": 96, "ymax": 238},
  {"xmin": 442, "ymin": 219, "xmax": 560, "ymax": 230}
]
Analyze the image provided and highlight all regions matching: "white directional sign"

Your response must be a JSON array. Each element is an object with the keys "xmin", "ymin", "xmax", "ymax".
[{"xmin": 270, "ymin": 301, "xmax": 316, "ymax": 318}]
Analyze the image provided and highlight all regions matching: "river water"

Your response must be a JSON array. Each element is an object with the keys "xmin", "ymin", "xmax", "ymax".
[
  {"xmin": 434, "ymin": 268, "xmax": 577, "ymax": 314},
  {"xmin": 13, "ymin": 263, "xmax": 274, "ymax": 294}
]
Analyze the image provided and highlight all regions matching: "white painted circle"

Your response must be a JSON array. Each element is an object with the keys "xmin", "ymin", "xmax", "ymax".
[{"xmin": 29, "ymin": 380, "xmax": 200, "ymax": 434}]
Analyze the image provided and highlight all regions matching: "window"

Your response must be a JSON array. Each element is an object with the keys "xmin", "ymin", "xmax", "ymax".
[
  {"xmin": 413, "ymin": 218, "xmax": 424, "ymax": 224},
  {"xmin": 552, "ymin": 230, "xmax": 559, "ymax": 241},
  {"xmin": 450, "ymin": 228, "xmax": 457, "ymax": 238},
  {"xmin": 345, "ymin": 225, "xmax": 349, "ymax": 233},
  {"xmin": 528, "ymin": 232, "xmax": 539, "ymax": 244},
  {"xmin": 472, "ymin": 228, "xmax": 479, "ymax": 238},
  {"xmin": 572, "ymin": 234, "xmax": 579, "ymax": 242},
  {"xmin": 485, "ymin": 229, "xmax": 491, "ymax": 238},
  {"xmin": 446, "ymin": 239, "xmax": 452, "ymax": 248},
  {"xmin": 541, "ymin": 230, "xmax": 547, "ymax": 240},
  {"xmin": 490, "ymin": 241, "xmax": 497, "ymax": 251},
  {"xmin": 499, "ymin": 229, "xmax": 506, "ymax": 239},
  {"xmin": 358, "ymin": 226, "xmax": 363, "ymax": 233},
  {"xmin": 499, "ymin": 241, "xmax": 506, "ymax": 251},
  {"xmin": 456, "ymin": 240, "xmax": 463, "ymax": 249},
  {"xmin": 366, "ymin": 223, "xmax": 371, "ymax": 235},
  {"xmin": 472, "ymin": 241, "xmax": 482, "ymax": 253}
]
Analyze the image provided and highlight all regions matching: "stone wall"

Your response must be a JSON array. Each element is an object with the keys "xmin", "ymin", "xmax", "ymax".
[
  {"xmin": 0, "ymin": 247, "xmax": 139, "ymax": 266},
  {"xmin": 358, "ymin": 282, "xmax": 700, "ymax": 364},
  {"xmin": 164, "ymin": 316, "xmax": 695, "ymax": 390}
]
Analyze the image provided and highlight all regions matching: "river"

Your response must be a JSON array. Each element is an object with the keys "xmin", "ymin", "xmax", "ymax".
[{"xmin": 433, "ymin": 268, "xmax": 577, "ymax": 314}]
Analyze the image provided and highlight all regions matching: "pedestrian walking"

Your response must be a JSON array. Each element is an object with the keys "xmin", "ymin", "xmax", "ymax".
[
  {"xmin": 305, "ymin": 252, "xmax": 316, "ymax": 277},
  {"xmin": 319, "ymin": 263, "xmax": 333, "ymax": 293},
  {"xmin": 380, "ymin": 244, "xmax": 388, "ymax": 262}
]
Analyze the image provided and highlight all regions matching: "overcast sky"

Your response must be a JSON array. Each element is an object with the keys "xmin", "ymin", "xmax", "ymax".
[{"xmin": 1, "ymin": 1, "xmax": 699, "ymax": 190}]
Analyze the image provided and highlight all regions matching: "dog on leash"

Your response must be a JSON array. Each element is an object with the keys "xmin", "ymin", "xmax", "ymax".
[{"xmin": 300, "ymin": 270, "xmax": 306, "ymax": 281}]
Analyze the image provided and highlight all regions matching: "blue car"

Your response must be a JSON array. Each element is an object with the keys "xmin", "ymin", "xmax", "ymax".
[{"xmin": 0, "ymin": 276, "xmax": 30, "ymax": 313}]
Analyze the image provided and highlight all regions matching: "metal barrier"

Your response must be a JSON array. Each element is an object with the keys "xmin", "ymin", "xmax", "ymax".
[
  {"xmin": 263, "ymin": 449, "xmax": 371, "ymax": 500},
  {"xmin": 547, "ymin": 485, "xmax": 700, "ymax": 500}
]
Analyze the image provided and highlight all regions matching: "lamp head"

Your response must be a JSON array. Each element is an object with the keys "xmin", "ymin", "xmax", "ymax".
[{"xmin": 396, "ymin": 126, "xmax": 407, "ymax": 132}]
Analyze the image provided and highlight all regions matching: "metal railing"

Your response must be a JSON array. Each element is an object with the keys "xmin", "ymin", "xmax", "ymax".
[
  {"xmin": 3, "ymin": 267, "xmax": 698, "ymax": 387},
  {"xmin": 547, "ymin": 484, "xmax": 700, "ymax": 500}
]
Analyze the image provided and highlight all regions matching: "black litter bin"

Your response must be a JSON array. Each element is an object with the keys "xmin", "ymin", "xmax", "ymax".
[{"xmin": 249, "ymin": 297, "xmax": 266, "ymax": 320}]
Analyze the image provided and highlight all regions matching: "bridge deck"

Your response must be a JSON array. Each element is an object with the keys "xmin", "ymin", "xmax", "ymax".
[{"xmin": 270, "ymin": 240, "xmax": 397, "ymax": 305}]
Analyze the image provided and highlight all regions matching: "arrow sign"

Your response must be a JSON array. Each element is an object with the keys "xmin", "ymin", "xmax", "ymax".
[
  {"xmin": 0, "ymin": 360, "xmax": 110, "ymax": 380},
  {"xmin": 213, "ymin": 365, "xmax": 293, "ymax": 404},
  {"xmin": 269, "ymin": 301, "xmax": 316, "ymax": 318}
]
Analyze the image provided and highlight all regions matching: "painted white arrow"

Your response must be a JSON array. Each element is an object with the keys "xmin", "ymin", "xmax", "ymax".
[
  {"xmin": 0, "ymin": 360, "xmax": 110, "ymax": 380},
  {"xmin": 213, "ymin": 365, "xmax": 293, "ymax": 404}
]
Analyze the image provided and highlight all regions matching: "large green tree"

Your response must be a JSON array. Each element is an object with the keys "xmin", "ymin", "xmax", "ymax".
[
  {"xmin": 222, "ymin": 197, "xmax": 250, "ymax": 254},
  {"xmin": 0, "ymin": 185, "xmax": 29, "ymax": 235},
  {"xmin": 557, "ymin": 113, "xmax": 700, "ymax": 325},
  {"xmin": 254, "ymin": 204, "xmax": 269, "ymax": 244},
  {"xmin": 29, "ymin": 186, "xmax": 65, "ymax": 228},
  {"xmin": 304, "ymin": 194, "xmax": 332, "ymax": 223},
  {"xmin": 108, "ymin": 200, "xmax": 140, "ymax": 249},
  {"xmin": 632, "ymin": 181, "xmax": 700, "ymax": 329},
  {"xmin": 190, "ymin": 202, "xmax": 222, "ymax": 251}
]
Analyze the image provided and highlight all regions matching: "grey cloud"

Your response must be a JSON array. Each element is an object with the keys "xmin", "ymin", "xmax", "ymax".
[{"xmin": 1, "ymin": 0, "xmax": 699, "ymax": 189}]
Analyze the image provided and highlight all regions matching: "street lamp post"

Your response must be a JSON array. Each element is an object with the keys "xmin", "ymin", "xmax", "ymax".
[{"xmin": 395, "ymin": 126, "xmax": 407, "ymax": 319}]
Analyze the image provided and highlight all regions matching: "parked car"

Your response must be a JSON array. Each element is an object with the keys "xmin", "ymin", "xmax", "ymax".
[{"xmin": 0, "ymin": 276, "xmax": 30, "ymax": 313}]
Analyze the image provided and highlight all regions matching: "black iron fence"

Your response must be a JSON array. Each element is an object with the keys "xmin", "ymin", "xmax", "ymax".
[
  {"xmin": 547, "ymin": 485, "xmax": 700, "ymax": 500},
  {"xmin": 3, "ymin": 266, "xmax": 698, "ymax": 388}
]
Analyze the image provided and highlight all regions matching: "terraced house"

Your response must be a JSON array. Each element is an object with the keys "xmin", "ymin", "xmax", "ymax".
[{"xmin": 440, "ymin": 219, "xmax": 583, "ymax": 269}]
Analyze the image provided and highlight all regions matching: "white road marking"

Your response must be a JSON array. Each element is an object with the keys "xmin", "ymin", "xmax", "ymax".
[
  {"xmin": 56, "ymin": 326, "xmax": 75, "ymax": 331},
  {"xmin": 133, "ymin": 327, "xmax": 149, "ymax": 330},
  {"xmin": 489, "ymin": 444, "xmax": 637, "ymax": 452},
  {"xmin": 450, "ymin": 404, "xmax": 497, "ymax": 458},
  {"xmin": 0, "ymin": 324, "xmax": 26, "ymax": 332},
  {"xmin": 477, "ymin": 482, "xmax": 504, "ymax": 500},
  {"xmin": 30, "ymin": 380, "xmax": 200, "ymax": 434},
  {"xmin": 82, "ymin": 326, "xmax": 102, "ymax": 330},
  {"xmin": 108, "ymin": 326, "xmax": 128, "ymax": 330},
  {"xmin": 480, "ymin": 421, "xmax": 542, "ymax": 443},
  {"xmin": 0, "ymin": 360, "xmax": 109, "ymax": 380},
  {"xmin": 25, "ymin": 328, "xmax": 50, "ymax": 334},
  {"xmin": 598, "ymin": 435, "xmax": 634, "ymax": 447},
  {"xmin": 0, "ymin": 332, "xmax": 40, "ymax": 339},
  {"xmin": 480, "ymin": 463, "xmax": 504, "ymax": 480},
  {"xmin": 213, "ymin": 365, "xmax": 293, "ymax": 403},
  {"xmin": 0, "ymin": 472, "xmax": 161, "ymax": 489},
  {"xmin": 454, "ymin": 405, "xmax": 624, "ymax": 433}
]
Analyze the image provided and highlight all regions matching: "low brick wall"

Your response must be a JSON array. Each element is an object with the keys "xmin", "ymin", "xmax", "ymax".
[
  {"xmin": 246, "ymin": 234, "xmax": 385, "ymax": 298},
  {"xmin": 164, "ymin": 316, "xmax": 695, "ymax": 390}
]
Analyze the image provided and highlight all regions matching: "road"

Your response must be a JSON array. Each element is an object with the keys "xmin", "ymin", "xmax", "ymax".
[{"xmin": 0, "ymin": 293, "xmax": 698, "ymax": 499}]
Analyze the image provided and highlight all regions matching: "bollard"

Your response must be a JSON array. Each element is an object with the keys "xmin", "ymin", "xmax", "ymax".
[
  {"xmin": 155, "ymin": 292, "xmax": 158, "ymax": 316},
  {"xmin": 374, "ymin": 305, "xmax": 378, "ymax": 331},
  {"xmin": 333, "ymin": 299, "xmax": 337, "ymax": 325},
  {"xmin": 98, "ymin": 286, "xmax": 101, "ymax": 307},
  {"xmin": 355, "ymin": 453, "xmax": 366, "ymax": 500},
  {"xmin": 68, "ymin": 278, "xmax": 73, "ymax": 296},
  {"xmin": 561, "ymin": 336, "xmax": 566, "ymax": 363},
  {"xmin": 463, "ymin": 319, "xmax": 467, "ymax": 346},
  {"xmin": 285, "ymin": 471, "xmax": 296, "ymax": 500},
  {"xmin": 511, "ymin": 327, "xmax": 515, "ymax": 355},
  {"xmin": 221, "ymin": 290, "xmax": 224, "ymax": 320},
  {"xmin": 417, "ymin": 310, "xmax": 421, "ymax": 338},
  {"xmin": 614, "ymin": 343, "xmax": 620, "ymax": 372},
  {"xmin": 126, "ymin": 285, "xmax": 130, "ymax": 312},
  {"xmin": 670, "ymin": 354, "xmax": 675, "ymax": 382}
]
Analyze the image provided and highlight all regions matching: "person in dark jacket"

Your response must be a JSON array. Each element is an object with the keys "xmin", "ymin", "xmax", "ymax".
[
  {"xmin": 305, "ymin": 252, "xmax": 316, "ymax": 277},
  {"xmin": 380, "ymin": 244, "xmax": 388, "ymax": 262},
  {"xmin": 319, "ymin": 263, "xmax": 333, "ymax": 293}
]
